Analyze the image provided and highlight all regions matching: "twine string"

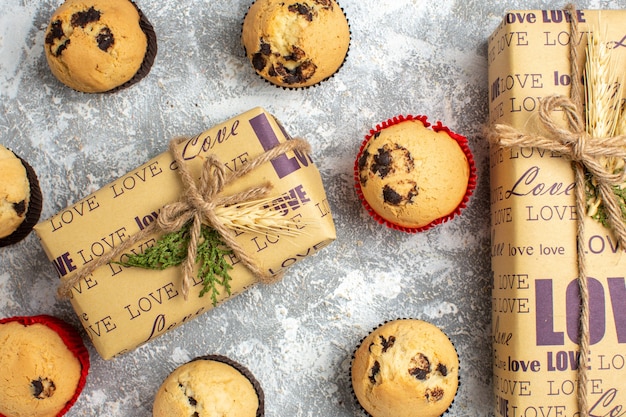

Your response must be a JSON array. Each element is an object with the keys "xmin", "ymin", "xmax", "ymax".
[
  {"xmin": 489, "ymin": 5, "xmax": 626, "ymax": 416},
  {"xmin": 567, "ymin": 6, "xmax": 589, "ymax": 410},
  {"xmin": 57, "ymin": 136, "xmax": 312, "ymax": 300}
]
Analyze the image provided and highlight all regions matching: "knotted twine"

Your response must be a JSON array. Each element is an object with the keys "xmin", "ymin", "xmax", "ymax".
[
  {"xmin": 488, "ymin": 5, "xmax": 626, "ymax": 416},
  {"xmin": 57, "ymin": 135, "xmax": 312, "ymax": 301}
]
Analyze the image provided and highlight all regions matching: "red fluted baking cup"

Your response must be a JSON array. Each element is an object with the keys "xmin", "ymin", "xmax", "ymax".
[
  {"xmin": 354, "ymin": 114, "xmax": 476, "ymax": 233},
  {"xmin": 0, "ymin": 315, "xmax": 90, "ymax": 417}
]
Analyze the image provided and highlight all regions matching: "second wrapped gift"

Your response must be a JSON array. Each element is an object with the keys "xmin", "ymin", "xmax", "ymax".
[{"xmin": 34, "ymin": 107, "xmax": 336, "ymax": 359}]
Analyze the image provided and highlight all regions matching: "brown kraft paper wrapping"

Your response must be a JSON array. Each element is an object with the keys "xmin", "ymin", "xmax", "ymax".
[
  {"xmin": 488, "ymin": 9, "xmax": 626, "ymax": 417},
  {"xmin": 34, "ymin": 107, "xmax": 336, "ymax": 359}
]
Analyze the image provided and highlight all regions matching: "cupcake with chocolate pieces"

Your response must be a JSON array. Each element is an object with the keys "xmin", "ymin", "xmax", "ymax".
[
  {"xmin": 242, "ymin": 0, "xmax": 350, "ymax": 89},
  {"xmin": 153, "ymin": 355, "xmax": 264, "ymax": 417},
  {"xmin": 351, "ymin": 319, "xmax": 459, "ymax": 417},
  {"xmin": 0, "ymin": 145, "xmax": 42, "ymax": 247},
  {"xmin": 355, "ymin": 115, "xmax": 476, "ymax": 233},
  {"xmin": 0, "ymin": 315, "xmax": 90, "ymax": 417},
  {"xmin": 44, "ymin": 0, "xmax": 157, "ymax": 93}
]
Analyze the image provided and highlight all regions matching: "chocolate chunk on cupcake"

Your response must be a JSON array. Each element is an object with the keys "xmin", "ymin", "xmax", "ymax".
[
  {"xmin": 242, "ymin": 0, "xmax": 350, "ymax": 88},
  {"xmin": 0, "ymin": 315, "xmax": 90, "ymax": 417},
  {"xmin": 44, "ymin": 0, "xmax": 157, "ymax": 93},
  {"xmin": 351, "ymin": 319, "xmax": 459, "ymax": 417},
  {"xmin": 0, "ymin": 145, "xmax": 42, "ymax": 247},
  {"xmin": 355, "ymin": 115, "xmax": 476, "ymax": 233},
  {"xmin": 153, "ymin": 355, "xmax": 264, "ymax": 417}
]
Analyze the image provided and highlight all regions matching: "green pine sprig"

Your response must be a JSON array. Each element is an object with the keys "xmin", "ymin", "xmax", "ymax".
[
  {"xmin": 586, "ymin": 172, "xmax": 626, "ymax": 228},
  {"xmin": 195, "ymin": 226, "xmax": 233, "ymax": 305},
  {"xmin": 117, "ymin": 222, "xmax": 233, "ymax": 305}
]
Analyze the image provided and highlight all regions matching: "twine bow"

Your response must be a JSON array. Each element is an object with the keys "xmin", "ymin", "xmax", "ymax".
[
  {"xmin": 489, "ymin": 96, "xmax": 626, "ymax": 248},
  {"xmin": 57, "ymin": 135, "xmax": 311, "ymax": 300},
  {"xmin": 488, "ymin": 5, "xmax": 626, "ymax": 416}
]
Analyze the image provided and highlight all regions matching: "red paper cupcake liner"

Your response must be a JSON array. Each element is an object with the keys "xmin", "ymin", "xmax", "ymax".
[
  {"xmin": 0, "ymin": 315, "xmax": 90, "ymax": 417},
  {"xmin": 354, "ymin": 114, "xmax": 477, "ymax": 233}
]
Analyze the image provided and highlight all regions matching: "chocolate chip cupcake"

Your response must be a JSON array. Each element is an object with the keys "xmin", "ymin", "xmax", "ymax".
[
  {"xmin": 44, "ymin": 0, "xmax": 157, "ymax": 93},
  {"xmin": 0, "ymin": 315, "xmax": 90, "ymax": 417},
  {"xmin": 241, "ymin": 0, "xmax": 350, "ymax": 88},
  {"xmin": 355, "ymin": 115, "xmax": 476, "ymax": 233},
  {"xmin": 0, "ymin": 145, "xmax": 42, "ymax": 247},
  {"xmin": 153, "ymin": 355, "xmax": 264, "ymax": 417},
  {"xmin": 351, "ymin": 319, "xmax": 459, "ymax": 417}
]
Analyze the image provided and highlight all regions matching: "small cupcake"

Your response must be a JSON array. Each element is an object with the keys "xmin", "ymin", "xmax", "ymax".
[
  {"xmin": 351, "ymin": 319, "xmax": 459, "ymax": 417},
  {"xmin": 0, "ymin": 145, "xmax": 42, "ymax": 247},
  {"xmin": 355, "ymin": 115, "xmax": 476, "ymax": 233},
  {"xmin": 0, "ymin": 315, "xmax": 90, "ymax": 417},
  {"xmin": 44, "ymin": 0, "xmax": 157, "ymax": 93},
  {"xmin": 153, "ymin": 355, "xmax": 264, "ymax": 417},
  {"xmin": 241, "ymin": 0, "xmax": 350, "ymax": 89}
]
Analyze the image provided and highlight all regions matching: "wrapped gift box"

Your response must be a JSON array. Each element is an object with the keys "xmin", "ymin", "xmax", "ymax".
[
  {"xmin": 34, "ymin": 107, "xmax": 336, "ymax": 359},
  {"xmin": 488, "ymin": 9, "xmax": 626, "ymax": 417}
]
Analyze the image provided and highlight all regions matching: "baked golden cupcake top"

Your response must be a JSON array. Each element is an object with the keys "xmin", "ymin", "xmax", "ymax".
[
  {"xmin": 242, "ymin": 0, "xmax": 350, "ymax": 88},
  {"xmin": 356, "ymin": 116, "xmax": 473, "ymax": 231},
  {"xmin": 351, "ymin": 319, "xmax": 459, "ymax": 417},
  {"xmin": 0, "ymin": 319, "xmax": 86, "ymax": 417},
  {"xmin": 44, "ymin": 0, "xmax": 148, "ymax": 93},
  {"xmin": 0, "ymin": 145, "xmax": 30, "ymax": 239},
  {"xmin": 153, "ymin": 357, "xmax": 262, "ymax": 417}
]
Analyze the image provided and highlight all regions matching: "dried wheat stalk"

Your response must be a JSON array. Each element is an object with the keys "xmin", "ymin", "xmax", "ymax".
[
  {"xmin": 584, "ymin": 28, "xmax": 626, "ymax": 222},
  {"xmin": 213, "ymin": 196, "xmax": 310, "ymax": 238}
]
